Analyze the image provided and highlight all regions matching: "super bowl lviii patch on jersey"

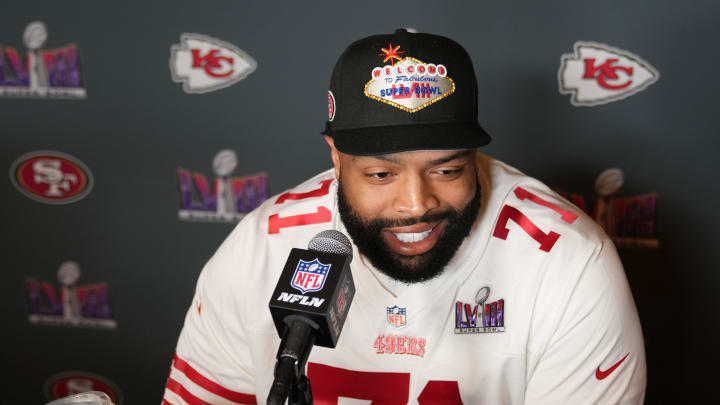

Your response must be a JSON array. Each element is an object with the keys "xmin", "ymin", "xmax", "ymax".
[
  {"xmin": 455, "ymin": 286, "xmax": 505, "ymax": 334},
  {"xmin": 365, "ymin": 43, "xmax": 455, "ymax": 113},
  {"xmin": 291, "ymin": 258, "xmax": 331, "ymax": 294}
]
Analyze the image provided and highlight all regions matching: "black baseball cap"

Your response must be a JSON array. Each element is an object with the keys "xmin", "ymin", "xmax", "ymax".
[{"xmin": 323, "ymin": 28, "xmax": 491, "ymax": 156}]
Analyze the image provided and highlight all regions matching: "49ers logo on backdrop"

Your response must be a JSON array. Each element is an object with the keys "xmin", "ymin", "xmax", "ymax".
[
  {"xmin": 10, "ymin": 151, "xmax": 93, "ymax": 204},
  {"xmin": 44, "ymin": 371, "xmax": 122, "ymax": 404},
  {"xmin": 558, "ymin": 42, "xmax": 659, "ymax": 106},
  {"xmin": 170, "ymin": 33, "xmax": 257, "ymax": 94}
]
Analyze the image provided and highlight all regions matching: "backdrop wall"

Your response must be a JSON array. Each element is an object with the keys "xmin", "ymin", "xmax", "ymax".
[{"xmin": 2, "ymin": 1, "xmax": 718, "ymax": 403}]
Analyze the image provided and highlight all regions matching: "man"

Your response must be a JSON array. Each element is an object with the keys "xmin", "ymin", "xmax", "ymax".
[{"xmin": 163, "ymin": 29, "xmax": 646, "ymax": 404}]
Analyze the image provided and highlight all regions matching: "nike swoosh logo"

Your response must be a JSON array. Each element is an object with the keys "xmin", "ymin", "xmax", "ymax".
[{"xmin": 596, "ymin": 352, "xmax": 630, "ymax": 380}]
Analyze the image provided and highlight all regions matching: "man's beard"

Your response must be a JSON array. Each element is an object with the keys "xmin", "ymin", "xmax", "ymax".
[{"xmin": 337, "ymin": 178, "xmax": 481, "ymax": 284}]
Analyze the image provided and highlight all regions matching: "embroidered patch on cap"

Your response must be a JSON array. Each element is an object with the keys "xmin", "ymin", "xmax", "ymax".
[
  {"xmin": 365, "ymin": 44, "xmax": 455, "ymax": 113},
  {"xmin": 328, "ymin": 90, "xmax": 336, "ymax": 121}
]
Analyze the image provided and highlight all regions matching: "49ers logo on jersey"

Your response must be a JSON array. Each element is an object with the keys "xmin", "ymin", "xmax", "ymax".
[
  {"xmin": 558, "ymin": 42, "xmax": 659, "ymax": 106},
  {"xmin": 10, "ymin": 151, "xmax": 93, "ymax": 204},
  {"xmin": 170, "ymin": 33, "xmax": 257, "ymax": 94}
]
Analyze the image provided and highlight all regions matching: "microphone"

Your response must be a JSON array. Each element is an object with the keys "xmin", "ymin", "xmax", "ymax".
[
  {"xmin": 267, "ymin": 230, "xmax": 356, "ymax": 405},
  {"xmin": 45, "ymin": 391, "xmax": 113, "ymax": 405}
]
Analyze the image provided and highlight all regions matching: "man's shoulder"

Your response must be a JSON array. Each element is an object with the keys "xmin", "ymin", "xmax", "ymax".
[
  {"xmin": 233, "ymin": 168, "xmax": 337, "ymax": 241},
  {"xmin": 197, "ymin": 169, "xmax": 339, "ymax": 328},
  {"xmin": 480, "ymin": 155, "xmax": 607, "ymax": 256},
  {"xmin": 206, "ymin": 169, "xmax": 338, "ymax": 278}
]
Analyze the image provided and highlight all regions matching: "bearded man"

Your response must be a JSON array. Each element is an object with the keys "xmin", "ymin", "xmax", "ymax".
[{"xmin": 163, "ymin": 29, "xmax": 646, "ymax": 405}]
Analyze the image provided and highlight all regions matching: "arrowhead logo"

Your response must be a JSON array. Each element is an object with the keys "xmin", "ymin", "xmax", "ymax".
[
  {"xmin": 170, "ymin": 33, "xmax": 257, "ymax": 94},
  {"xmin": 595, "ymin": 352, "xmax": 630, "ymax": 380},
  {"xmin": 559, "ymin": 42, "xmax": 659, "ymax": 106}
]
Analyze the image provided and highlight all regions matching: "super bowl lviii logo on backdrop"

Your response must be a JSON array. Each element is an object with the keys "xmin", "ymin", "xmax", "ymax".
[
  {"xmin": 26, "ymin": 261, "xmax": 117, "ymax": 329},
  {"xmin": 10, "ymin": 151, "xmax": 93, "ymax": 204},
  {"xmin": 0, "ymin": 21, "xmax": 86, "ymax": 99},
  {"xmin": 170, "ymin": 33, "xmax": 257, "ymax": 94},
  {"xmin": 558, "ymin": 41, "xmax": 659, "ymax": 106},
  {"xmin": 177, "ymin": 149, "xmax": 268, "ymax": 223},
  {"xmin": 554, "ymin": 168, "xmax": 659, "ymax": 249}
]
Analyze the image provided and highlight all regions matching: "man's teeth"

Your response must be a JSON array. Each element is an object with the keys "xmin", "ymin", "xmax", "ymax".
[{"xmin": 393, "ymin": 228, "xmax": 433, "ymax": 243}]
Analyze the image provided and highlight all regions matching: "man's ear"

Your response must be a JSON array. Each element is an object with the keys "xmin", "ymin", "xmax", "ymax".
[{"xmin": 324, "ymin": 135, "xmax": 341, "ymax": 180}]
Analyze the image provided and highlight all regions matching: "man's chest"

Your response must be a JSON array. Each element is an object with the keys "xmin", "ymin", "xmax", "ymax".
[{"xmin": 246, "ymin": 275, "xmax": 531, "ymax": 404}]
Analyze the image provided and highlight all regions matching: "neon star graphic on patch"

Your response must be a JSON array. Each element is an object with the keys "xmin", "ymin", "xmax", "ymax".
[{"xmin": 379, "ymin": 43, "xmax": 405, "ymax": 65}]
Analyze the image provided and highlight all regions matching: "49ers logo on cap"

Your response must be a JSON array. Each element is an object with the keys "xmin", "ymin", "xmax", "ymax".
[
  {"xmin": 10, "ymin": 151, "xmax": 93, "ymax": 204},
  {"xmin": 170, "ymin": 33, "xmax": 257, "ymax": 94},
  {"xmin": 558, "ymin": 42, "xmax": 659, "ymax": 106},
  {"xmin": 328, "ymin": 90, "xmax": 336, "ymax": 121},
  {"xmin": 365, "ymin": 44, "xmax": 455, "ymax": 113}
]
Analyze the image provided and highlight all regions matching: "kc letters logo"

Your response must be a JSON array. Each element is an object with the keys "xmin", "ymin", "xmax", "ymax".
[
  {"xmin": 0, "ymin": 22, "xmax": 86, "ymax": 99},
  {"xmin": 559, "ymin": 42, "xmax": 659, "ymax": 106},
  {"xmin": 170, "ymin": 33, "xmax": 257, "ymax": 94},
  {"xmin": 177, "ymin": 149, "xmax": 268, "ymax": 223},
  {"xmin": 455, "ymin": 286, "xmax": 504, "ymax": 334},
  {"xmin": 10, "ymin": 151, "xmax": 93, "ymax": 204},
  {"xmin": 291, "ymin": 258, "xmax": 331, "ymax": 294},
  {"xmin": 365, "ymin": 43, "xmax": 454, "ymax": 112}
]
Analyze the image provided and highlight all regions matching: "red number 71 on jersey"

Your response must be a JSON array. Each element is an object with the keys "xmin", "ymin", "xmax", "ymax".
[
  {"xmin": 268, "ymin": 179, "xmax": 333, "ymax": 234},
  {"xmin": 492, "ymin": 187, "xmax": 578, "ymax": 252}
]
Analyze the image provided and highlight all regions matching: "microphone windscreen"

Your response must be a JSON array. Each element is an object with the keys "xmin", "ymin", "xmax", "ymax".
[{"xmin": 308, "ymin": 230, "xmax": 353, "ymax": 263}]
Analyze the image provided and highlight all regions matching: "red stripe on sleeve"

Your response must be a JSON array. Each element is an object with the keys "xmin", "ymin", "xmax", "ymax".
[
  {"xmin": 173, "ymin": 353, "xmax": 257, "ymax": 404},
  {"xmin": 166, "ymin": 377, "xmax": 213, "ymax": 405}
]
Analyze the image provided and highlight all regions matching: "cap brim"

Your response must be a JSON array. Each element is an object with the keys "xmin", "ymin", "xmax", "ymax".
[{"xmin": 327, "ymin": 121, "xmax": 491, "ymax": 156}]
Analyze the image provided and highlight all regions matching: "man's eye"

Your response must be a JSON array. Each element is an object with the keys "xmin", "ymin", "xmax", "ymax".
[
  {"xmin": 436, "ymin": 168, "xmax": 462, "ymax": 176},
  {"xmin": 367, "ymin": 172, "xmax": 391, "ymax": 180}
]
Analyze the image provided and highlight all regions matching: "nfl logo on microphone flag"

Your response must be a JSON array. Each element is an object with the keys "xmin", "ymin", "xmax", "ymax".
[{"xmin": 291, "ymin": 258, "xmax": 331, "ymax": 294}]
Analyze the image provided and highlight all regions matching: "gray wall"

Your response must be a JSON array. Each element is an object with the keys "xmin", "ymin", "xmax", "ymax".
[{"xmin": 2, "ymin": 0, "xmax": 718, "ymax": 403}]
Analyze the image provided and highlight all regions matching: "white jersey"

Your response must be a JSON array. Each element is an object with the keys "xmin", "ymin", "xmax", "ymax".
[{"xmin": 163, "ymin": 154, "xmax": 646, "ymax": 405}]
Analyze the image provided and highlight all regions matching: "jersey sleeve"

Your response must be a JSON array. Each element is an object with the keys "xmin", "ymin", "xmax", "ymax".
[
  {"xmin": 524, "ymin": 239, "xmax": 646, "ymax": 405},
  {"xmin": 162, "ymin": 225, "xmax": 259, "ymax": 405}
]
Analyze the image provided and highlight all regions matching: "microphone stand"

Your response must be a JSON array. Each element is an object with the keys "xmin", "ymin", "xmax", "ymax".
[{"xmin": 267, "ymin": 316, "xmax": 317, "ymax": 405}]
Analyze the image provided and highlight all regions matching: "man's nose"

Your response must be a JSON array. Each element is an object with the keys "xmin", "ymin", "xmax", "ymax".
[{"xmin": 392, "ymin": 173, "xmax": 439, "ymax": 217}]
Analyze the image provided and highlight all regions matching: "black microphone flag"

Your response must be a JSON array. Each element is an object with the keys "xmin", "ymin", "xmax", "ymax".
[{"xmin": 267, "ymin": 230, "xmax": 355, "ymax": 405}]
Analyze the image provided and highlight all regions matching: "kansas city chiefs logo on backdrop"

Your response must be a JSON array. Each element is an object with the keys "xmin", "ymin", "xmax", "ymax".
[
  {"xmin": 558, "ymin": 42, "xmax": 659, "ymax": 106},
  {"xmin": 170, "ymin": 33, "xmax": 257, "ymax": 94}
]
